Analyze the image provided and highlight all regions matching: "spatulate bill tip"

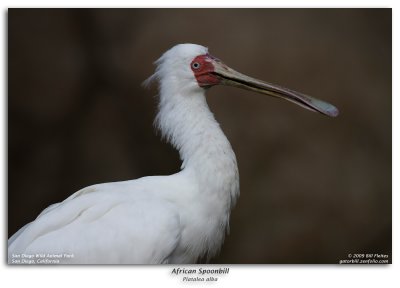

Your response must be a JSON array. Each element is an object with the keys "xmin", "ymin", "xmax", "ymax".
[
  {"xmin": 309, "ymin": 97, "xmax": 339, "ymax": 117},
  {"xmin": 322, "ymin": 104, "xmax": 339, "ymax": 117}
]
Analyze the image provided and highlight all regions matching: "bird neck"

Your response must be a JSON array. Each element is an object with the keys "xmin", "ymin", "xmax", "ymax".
[{"xmin": 156, "ymin": 86, "xmax": 239, "ymax": 208}]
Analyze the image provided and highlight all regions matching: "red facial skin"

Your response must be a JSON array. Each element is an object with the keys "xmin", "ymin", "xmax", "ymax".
[{"xmin": 190, "ymin": 54, "xmax": 221, "ymax": 87}]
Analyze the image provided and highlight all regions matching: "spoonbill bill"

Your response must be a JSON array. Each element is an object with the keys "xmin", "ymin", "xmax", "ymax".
[{"xmin": 8, "ymin": 44, "xmax": 338, "ymax": 264}]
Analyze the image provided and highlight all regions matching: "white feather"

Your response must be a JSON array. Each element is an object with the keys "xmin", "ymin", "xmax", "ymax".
[{"xmin": 8, "ymin": 43, "xmax": 240, "ymax": 264}]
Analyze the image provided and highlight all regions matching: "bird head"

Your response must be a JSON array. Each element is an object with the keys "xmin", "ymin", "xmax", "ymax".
[{"xmin": 146, "ymin": 44, "xmax": 338, "ymax": 117}]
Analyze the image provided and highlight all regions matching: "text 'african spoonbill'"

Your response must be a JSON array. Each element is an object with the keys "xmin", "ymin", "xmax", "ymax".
[{"xmin": 8, "ymin": 44, "xmax": 338, "ymax": 264}]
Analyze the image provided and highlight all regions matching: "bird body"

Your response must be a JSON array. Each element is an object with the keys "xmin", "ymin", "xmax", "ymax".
[
  {"xmin": 9, "ymin": 171, "xmax": 236, "ymax": 264},
  {"xmin": 8, "ymin": 44, "xmax": 337, "ymax": 264}
]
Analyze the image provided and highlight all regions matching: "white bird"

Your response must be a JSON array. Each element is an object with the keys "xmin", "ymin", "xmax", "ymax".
[{"xmin": 8, "ymin": 44, "xmax": 338, "ymax": 264}]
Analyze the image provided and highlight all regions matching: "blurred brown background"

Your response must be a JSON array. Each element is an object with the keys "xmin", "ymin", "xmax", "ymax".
[{"xmin": 8, "ymin": 9, "xmax": 391, "ymax": 264}]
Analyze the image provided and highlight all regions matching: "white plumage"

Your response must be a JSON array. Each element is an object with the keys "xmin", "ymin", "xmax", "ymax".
[
  {"xmin": 9, "ymin": 44, "xmax": 238, "ymax": 264},
  {"xmin": 8, "ymin": 44, "xmax": 337, "ymax": 264}
]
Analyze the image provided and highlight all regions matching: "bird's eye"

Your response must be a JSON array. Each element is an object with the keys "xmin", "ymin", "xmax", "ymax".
[{"xmin": 192, "ymin": 62, "xmax": 201, "ymax": 69}]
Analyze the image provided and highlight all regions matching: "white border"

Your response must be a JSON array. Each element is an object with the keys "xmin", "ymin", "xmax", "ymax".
[{"xmin": 1, "ymin": 1, "xmax": 397, "ymax": 288}]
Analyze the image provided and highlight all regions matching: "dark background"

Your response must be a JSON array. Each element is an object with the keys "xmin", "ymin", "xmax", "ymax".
[{"xmin": 8, "ymin": 9, "xmax": 391, "ymax": 264}]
